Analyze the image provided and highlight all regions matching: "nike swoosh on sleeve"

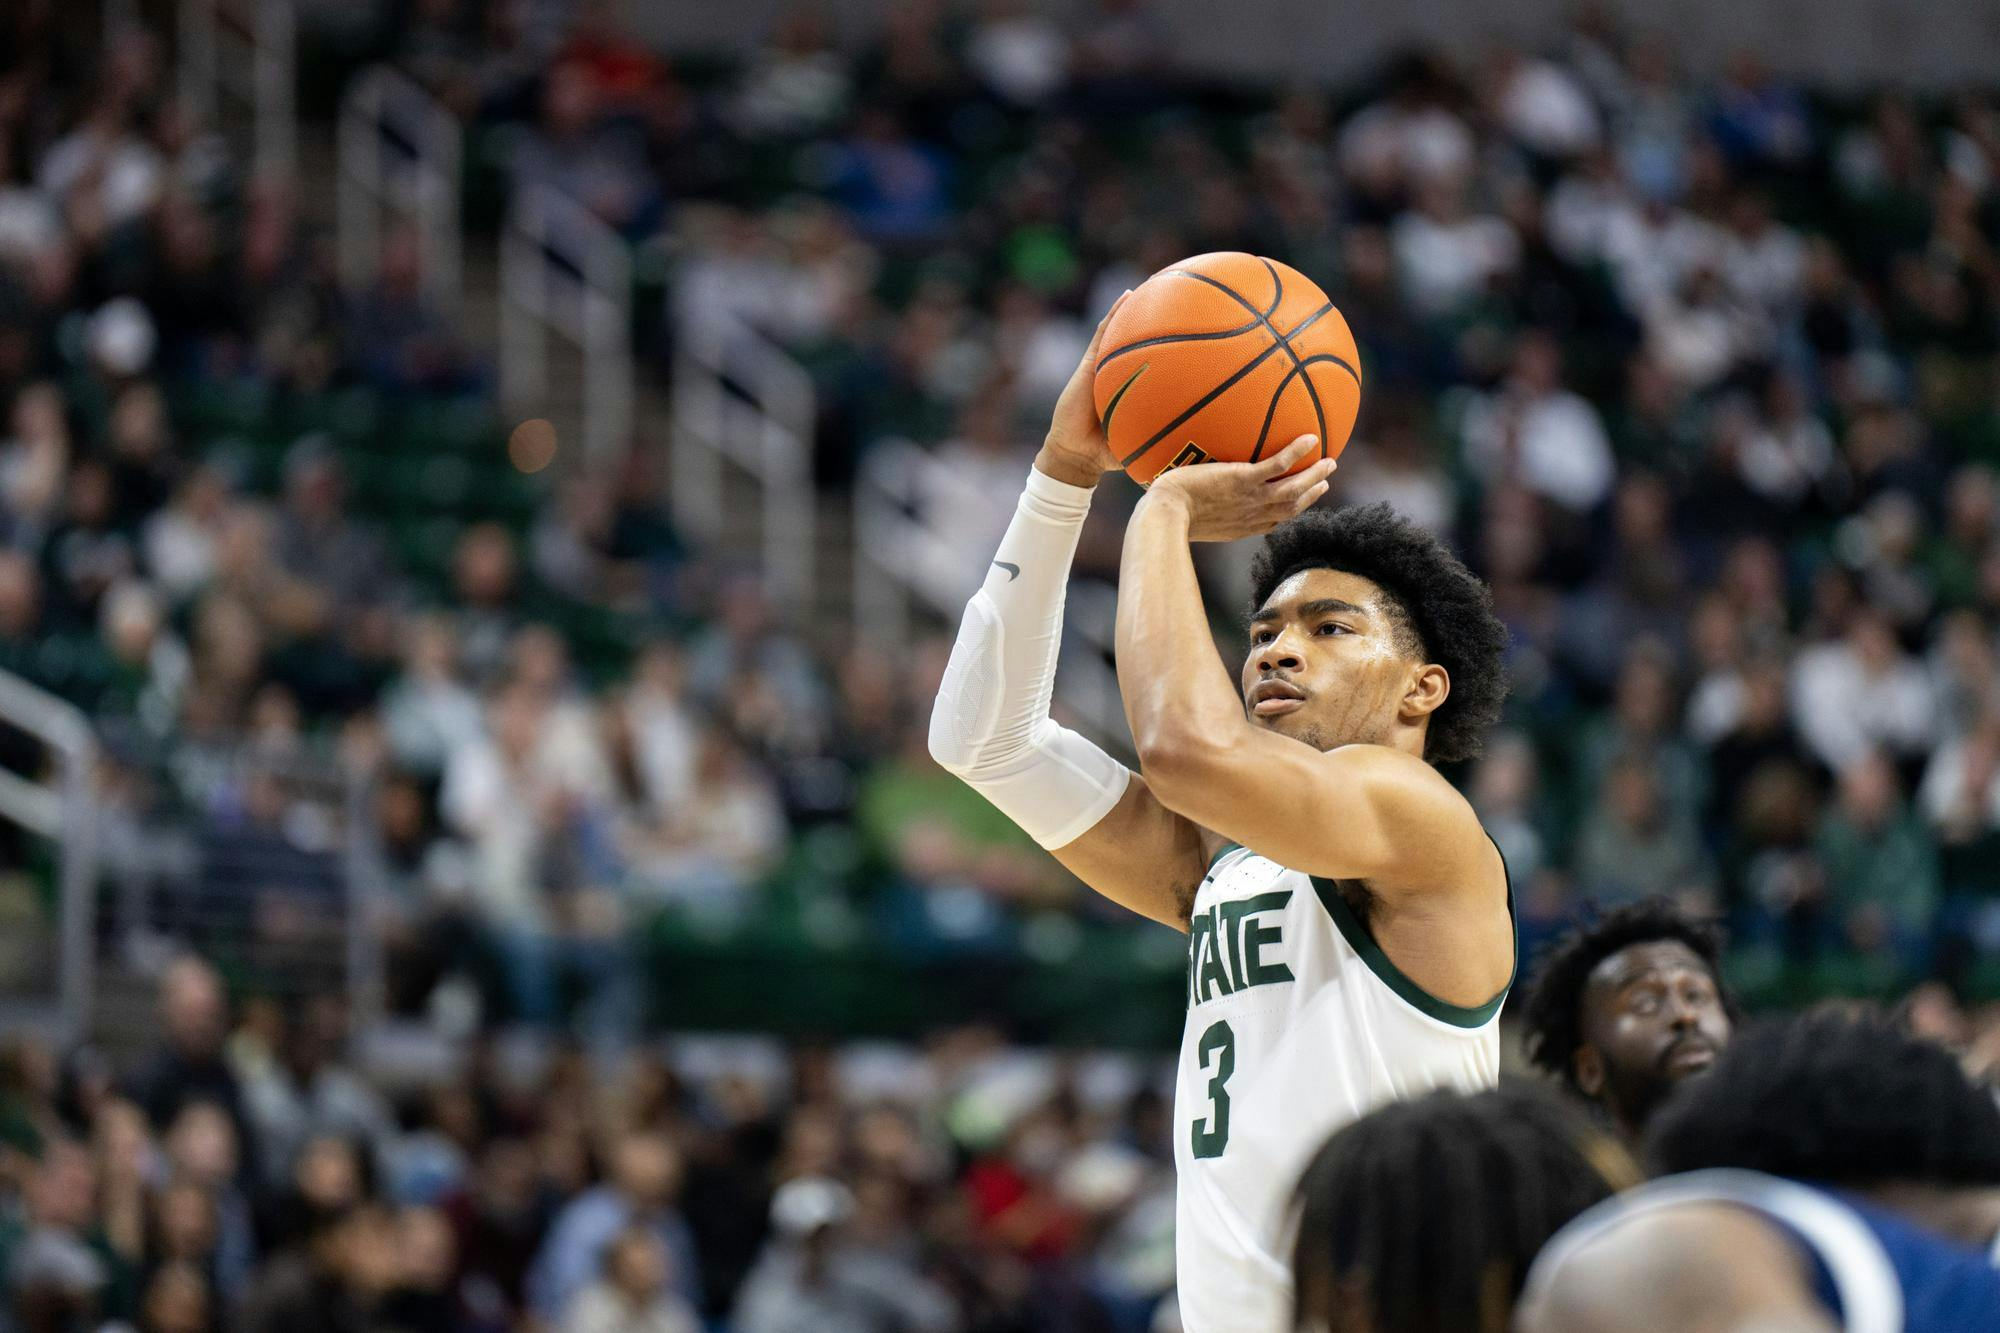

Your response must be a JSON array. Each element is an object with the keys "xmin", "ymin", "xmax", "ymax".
[{"xmin": 992, "ymin": 560, "xmax": 1020, "ymax": 581}]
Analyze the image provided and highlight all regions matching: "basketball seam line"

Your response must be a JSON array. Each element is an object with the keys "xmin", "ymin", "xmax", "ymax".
[
  {"xmin": 1096, "ymin": 261, "xmax": 1285, "ymax": 369},
  {"xmin": 1252, "ymin": 355, "xmax": 1348, "ymax": 462},
  {"xmin": 1174, "ymin": 266, "xmax": 1361, "ymax": 387},
  {"xmin": 1099, "ymin": 362, "xmax": 1149, "ymax": 438},
  {"xmin": 1118, "ymin": 302, "xmax": 1342, "ymax": 470},
  {"xmin": 1096, "ymin": 319, "xmax": 1266, "ymax": 369}
]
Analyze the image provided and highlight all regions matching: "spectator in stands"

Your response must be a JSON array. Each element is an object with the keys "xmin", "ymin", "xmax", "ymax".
[
  {"xmin": 1791, "ymin": 606, "xmax": 1936, "ymax": 771},
  {"xmin": 562, "ymin": 1226, "xmax": 701, "ymax": 1333},
  {"xmin": 1576, "ymin": 645, "xmax": 1705, "ymax": 827},
  {"xmin": 124, "ymin": 958, "xmax": 256, "ymax": 1174},
  {"xmin": 685, "ymin": 576, "xmax": 829, "ymax": 756},
  {"xmin": 161, "ymin": 1100, "xmax": 256, "ymax": 1301},
  {"xmin": 273, "ymin": 445, "xmax": 390, "ymax": 628},
  {"xmin": 1459, "ymin": 330, "xmax": 1615, "ymax": 514},
  {"xmin": 1574, "ymin": 754, "xmax": 1716, "ymax": 909},
  {"xmin": 732, "ymin": 1176, "xmax": 956, "ymax": 1333},
  {"xmin": 447, "ymin": 523, "xmax": 521, "ymax": 689},
  {"xmin": 342, "ymin": 225, "xmax": 473, "ymax": 394},
  {"xmin": 1815, "ymin": 750, "xmax": 1940, "ymax": 965},
  {"xmin": 528, "ymin": 1131, "xmax": 702, "ymax": 1321},
  {"xmin": 239, "ymin": 997, "xmax": 396, "ymax": 1197},
  {"xmin": 511, "ymin": 60, "xmax": 660, "ymax": 237},
  {"xmin": 381, "ymin": 615, "xmax": 484, "ymax": 778}
]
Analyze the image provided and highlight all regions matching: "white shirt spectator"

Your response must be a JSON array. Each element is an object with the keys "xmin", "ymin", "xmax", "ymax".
[
  {"xmin": 967, "ymin": 3, "xmax": 1069, "ymax": 106},
  {"xmin": 1459, "ymin": 359, "xmax": 1616, "ymax": 513},
  {"xmin": 1545, "ymin": 165, "xmax": 1635, "ymax": 264},
  {"xmin": 1601, "ymin": 204, "xmax": 1724, "ymax": 313},
  {"xmin": 1721, "ymin": 216, "xmax": 1806, "ymax": 313},
  {"xmin": 1790, "ymin": 631, "xmax": 1936, "ymax": 770},
  {"xmin": 564, "ymin": 1282, "xmax": 701, "ymax": 1333},
  {"xmin": 1919, "ymin": 735, "xmax": 2000, "ymax": 831},
  {"xmin": 1391, "ymin": 200, "xmax": 1519, "ymax": 317},
  {"xmin": 1497, "ymin": 57, "xmax": 1602, "ymax": 157},
  {"xmin": 1340, "ymin": 103, "xmax": 1476, "ymax": 186},
  {"xmin": 1741, "ymin": 404, "xmax": 1837, "ymax": 507},
  {"xmin": 0, "ymin": 183, "xmax": 60, "ymax": 264},
  {"xmin": 38, "ymin": 125, "xmax": 163, "ymax": 229}
]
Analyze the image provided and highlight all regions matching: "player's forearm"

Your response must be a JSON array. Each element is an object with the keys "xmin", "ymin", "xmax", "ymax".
[
  {"xmin": 1116, "ymin": 489, "xmax": 1253, "ymax": 775},
  {"xmin": 927, "ymin": 465, "xmax": 1132, "ymax": 851}
]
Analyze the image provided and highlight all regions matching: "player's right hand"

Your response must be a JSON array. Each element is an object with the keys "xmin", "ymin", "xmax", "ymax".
[{"xmin": 1037, "ymin": 292, "xmax": 1130, "ymax": 488}]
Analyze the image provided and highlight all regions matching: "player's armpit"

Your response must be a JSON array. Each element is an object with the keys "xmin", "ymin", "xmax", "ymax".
[
  {"xmin": 1517, "ymin": 1205, "xmax": 1838, "ymax": 1333},
  {"xmin": 1048, "ymin": 773, "xmax": 1209, "ymax": 932}
]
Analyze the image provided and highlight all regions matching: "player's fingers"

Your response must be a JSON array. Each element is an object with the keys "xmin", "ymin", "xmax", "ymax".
[
  {"xmin": 1292, "ymin": 478, "xmax": 1332, "ymax": 513},
  {"xmin": 1256, "ymin": 436, "xmax": 1318, "ymax": 479},
  {"xmin": 1271, "ymin": 458, "xmax": 1337, "ymax": 504}
]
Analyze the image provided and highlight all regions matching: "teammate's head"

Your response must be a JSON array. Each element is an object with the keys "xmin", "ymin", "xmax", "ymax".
[
  {"xmin": 1292, "ymin": 1081, "xmax": 1640, "ymax": 1333},
  {"xmin": 1647, "ymin": 1010, "xmax": 2000, "ymax": 1186},
  {"xmin": 1519, "ymin": 899, "xmax": 1734, "ymax": 1138},
  {"xmin": 1246, "ymin": 503, "xmax": 1506, "ymax": 763}
]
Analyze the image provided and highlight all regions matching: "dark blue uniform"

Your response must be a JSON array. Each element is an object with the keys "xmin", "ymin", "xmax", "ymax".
[{"xmin": 1528, "ymin": 1169, "xmax": 2000, "ymax": 1331}]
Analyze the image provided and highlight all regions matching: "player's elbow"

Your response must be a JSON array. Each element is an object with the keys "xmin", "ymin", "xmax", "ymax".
[{"xmin": 926, "ymin": 691, "xmax": 972, "ymax": 777}]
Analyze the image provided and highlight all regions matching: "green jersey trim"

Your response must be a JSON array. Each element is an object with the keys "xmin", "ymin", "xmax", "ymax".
[{"xmin": 1307, "ymin": 846, "xmax": 1515, "ymax": 1029}]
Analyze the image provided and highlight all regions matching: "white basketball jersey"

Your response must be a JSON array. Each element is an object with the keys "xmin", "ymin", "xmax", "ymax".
[{"xmin": 1171, "ymin": 842, "xmax": 1509, "ymax": 1333}]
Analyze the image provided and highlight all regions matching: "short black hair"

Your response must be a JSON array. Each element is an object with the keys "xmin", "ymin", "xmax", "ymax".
[
  {"xmin": 1292, "ymin": 1081, "xmax": 1638, "ymax": 1333},
  {"xmin": 1518, "ymin": 899, "xmax": 1734, "ymax": 1094},
  {"xmin": 1647, "ymin": 1011, "xmax": 2000, "ymax": 1186},
  {"xmin": 1248, "ymin": 502, "xmax": 1506, "ymax": 763}
]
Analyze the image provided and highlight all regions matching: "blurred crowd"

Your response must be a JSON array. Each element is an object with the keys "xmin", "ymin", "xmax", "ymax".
[
  {"xmin": 1, "ymin": 2, "xmax": 2000, "ymax": 1332},
  {"xmin": 1, "ymin": 956, "xmax": 1178, "ymax": 1333}
]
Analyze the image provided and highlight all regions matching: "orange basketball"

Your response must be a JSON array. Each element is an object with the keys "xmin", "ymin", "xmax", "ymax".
[{"xmin": 1091, "ymin": 252, "xmax": 1362, "ymax": 486}]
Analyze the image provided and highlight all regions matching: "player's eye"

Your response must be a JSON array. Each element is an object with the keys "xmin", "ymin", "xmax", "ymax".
[
  {"xmin": 1252, "ymin": 629, "xmax": 1276, "ymax": 645},
  {"xmin": 1316, "ymin": 622, "xmax": 1348, "ymax": 636},
  {"xmin": 1628, "ymin": 990, "xmax": 1661, "ymax": 1014}
]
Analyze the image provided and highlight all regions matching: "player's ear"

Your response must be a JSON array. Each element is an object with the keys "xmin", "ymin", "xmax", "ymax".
[
  {"xmin": 1573, "ymin": 1046, "xmax": 1605, "ymax": 1098},
  {"xmin": 1400, "ymin": 662, "xmax": 1449, "ymax": 722}
]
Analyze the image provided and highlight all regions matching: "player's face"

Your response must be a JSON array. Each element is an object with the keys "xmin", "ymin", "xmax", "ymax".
[
  {"xmin": 1241, "ymin": 568, "xmax": 1432, "ymax": 753},
  {"xmin": 1576, "ymin": 941, "xmax": 1731, "ymax": 1133}
]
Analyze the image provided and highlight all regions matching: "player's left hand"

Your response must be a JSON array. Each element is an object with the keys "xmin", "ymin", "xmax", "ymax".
[{"xmin": 1141, "ymin": 436, "xmax": 1335, "ymax": 542}]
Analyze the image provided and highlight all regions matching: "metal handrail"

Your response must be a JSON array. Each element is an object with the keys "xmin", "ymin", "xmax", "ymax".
[
  {"xmin": 178, "ymin": 0, "xmax": 295, "ymax": 178},
  {"xmin": 502, "ymin": 185, "xmax": 633, "ymax": 465},
  {"xmin": 0, "ymin": 669, "xmax": 96, "ymax": 1042},
  {"xmin": 669, "ymin": 311, "xmax": 816, "ymax": 611},
  {"xmin": 853, "ymin": 441, "xmax": 1132, "ymax": 756},
  {"xmin": 337, "ymin": 64, "xmax": 462, "ymax": 314}
]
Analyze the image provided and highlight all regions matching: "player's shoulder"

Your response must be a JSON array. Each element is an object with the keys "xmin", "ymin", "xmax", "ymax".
[{"xmin": 1319, "ymin": 743, "xmax": 1497, "ymax": 869}]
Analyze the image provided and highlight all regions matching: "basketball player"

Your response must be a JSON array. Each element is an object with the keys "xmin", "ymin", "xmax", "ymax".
[
  {"xmin": 1519, "ymin": 1013, "xmax": 2000, "ymax": 1332},
  {"xmin": 1290, "ymin": 1082, "xmax": 1639, "ymax": 1333},
  {"xmin": 929, "ymin": 304, "xmax": 1513, "ymax": 1330},
  {"xmin": 1518, "ymin": 899, "xmax": 1736, "ymax": 1140}
]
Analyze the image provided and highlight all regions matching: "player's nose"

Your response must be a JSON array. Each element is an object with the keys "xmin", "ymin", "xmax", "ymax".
[{"xmin": 1256, "ymin": 633, "xmax": 1304, "ymax": 674}]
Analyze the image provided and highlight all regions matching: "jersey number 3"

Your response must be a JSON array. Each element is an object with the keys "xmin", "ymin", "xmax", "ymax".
[{"xmin": 1190, "ymin": 1020, "xmax": 1235, "ymax": 1159}]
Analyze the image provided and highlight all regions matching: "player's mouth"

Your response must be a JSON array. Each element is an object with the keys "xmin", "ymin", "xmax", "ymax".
[
  {"xmin": 1661, "ymin": 1037, "xmax": 1717, "ymax": 1075},
  {"xmin": 1248, "ymin": 679, "xmax": 1307, "ymax": 718}
]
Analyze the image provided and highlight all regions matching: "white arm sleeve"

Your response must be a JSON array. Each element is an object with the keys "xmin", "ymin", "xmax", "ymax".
[{"xmin": 928, "ymin": 466, "xmax": 1133, "ymax": 849}]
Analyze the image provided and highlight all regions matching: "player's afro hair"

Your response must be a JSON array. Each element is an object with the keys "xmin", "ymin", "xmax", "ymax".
[
  {"xmin": 1646, "ymin": 1010, "xmax": 2000, "ymax": 1185},
  {"xmin": 1518, "ymin": 899, "xmax": 1735, "ymax": 1094},
  {"xmin": 1248, "ymin": 503, "xmax": 1506, "ymax": 764},
  {"xmin": 1292, "ymin": 1080, "xmax": 1640, "ymax": 1333}
]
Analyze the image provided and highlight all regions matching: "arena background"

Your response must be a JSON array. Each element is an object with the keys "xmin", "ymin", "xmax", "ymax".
[{"xmin": 2, "ymin": 1, "xmax": 2000, "ymax": 1330}]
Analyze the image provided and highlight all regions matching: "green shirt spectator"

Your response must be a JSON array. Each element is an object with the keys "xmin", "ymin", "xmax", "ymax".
[{"xmin": 1814, "ymin": 752, "xmax": 1940, "ymax": 948}]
